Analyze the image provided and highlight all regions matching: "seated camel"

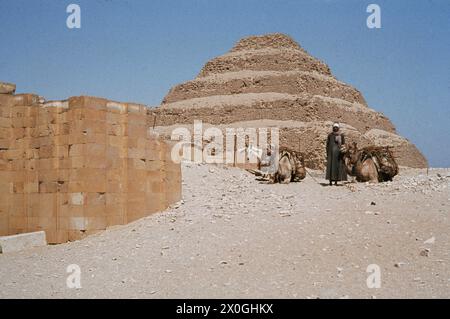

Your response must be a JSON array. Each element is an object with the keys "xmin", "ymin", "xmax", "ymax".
[
  {"xmin": 344, "ymin": 142, "xmax": 398, "ymax": 183},
  {"xmin": 245, "ymin": 144, "xmax": 306, "ymax": 184}
]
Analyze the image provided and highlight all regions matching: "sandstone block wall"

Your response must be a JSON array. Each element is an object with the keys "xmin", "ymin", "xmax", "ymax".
[{"xmin": 0, "ymin": 93, "xmax": 181, "ymax": 243}]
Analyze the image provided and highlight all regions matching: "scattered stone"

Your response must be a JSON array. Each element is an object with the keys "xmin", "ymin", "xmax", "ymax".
[
  {"xmin": 420, "ymin": 248, "xmax": 430, "ymax": 257},
  {"xmin": 394, "ymin": 262, "xmax": 406, "ymax": 268},
  {"xmin": 0, "ymin": 231, "xmax": 47, "ymax": 253},
  {"xmin": 279, "ymin": 211, "xmax": 292, "ymax": 217},
  {"xmin": 171, "ymin": 200, "xmax": 184, "ymax": 209},
  {"xmin": 424, "ymin": 237, "xmax": 435, "ymax": 244}
]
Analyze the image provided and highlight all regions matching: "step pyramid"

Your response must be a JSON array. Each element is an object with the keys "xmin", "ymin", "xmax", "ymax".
[{"xmin": 150, "ymin": 33, "xmax": 427, "ymax": 169}]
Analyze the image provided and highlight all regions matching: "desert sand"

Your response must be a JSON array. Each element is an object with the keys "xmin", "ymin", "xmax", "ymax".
[{"xmin": 0, "ymin": 163, "xmax": 449, "ymax": 298}]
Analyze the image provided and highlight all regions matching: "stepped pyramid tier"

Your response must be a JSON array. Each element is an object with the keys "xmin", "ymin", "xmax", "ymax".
[{"xmin": 150, "ymin": 33, "xmax": 427, "ymax": 169}]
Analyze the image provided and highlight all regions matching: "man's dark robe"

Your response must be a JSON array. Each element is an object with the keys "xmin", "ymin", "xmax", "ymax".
[{"xmin": 326, "ymin": 133, "xmax": 347, "ymax": 181}]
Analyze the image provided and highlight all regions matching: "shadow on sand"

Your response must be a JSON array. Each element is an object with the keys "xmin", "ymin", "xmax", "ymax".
[{"xmin": 319, "ymin": 182, "xmax": 345, "ymax": 187}]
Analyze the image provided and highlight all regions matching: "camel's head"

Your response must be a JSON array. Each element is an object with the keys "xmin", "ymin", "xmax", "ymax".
[
  {"xmin": 340, "ymin": 142, "xmax": 352, "ymax": 176},
  {"xmin": 345, "ymin": 142, "xmax": 360, "ymax": 165},
  {"xmin": 343, "ymin": 143, "xmax": 361, "ymax": 177}
]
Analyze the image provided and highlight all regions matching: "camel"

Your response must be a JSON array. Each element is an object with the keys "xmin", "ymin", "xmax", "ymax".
[
  {"xmin": 344, "ymin": 142, "xmax": 398, "ymax": 183},
  {"xmin": 246, "ymin": 145, "xmax": 306, "ymax": 184}
]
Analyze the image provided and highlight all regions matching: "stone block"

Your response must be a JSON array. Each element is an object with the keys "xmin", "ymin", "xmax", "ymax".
[
  {"xmin": 0, "ymin": 231, "xmax": 47, "ymax": 254},
  {"xmin": 0, "ymin": 82, "xmax": 16, "ymax": 95},
  {"xmin": 69, "ymin": 96, "xmax": 108, "ymax": 111}
]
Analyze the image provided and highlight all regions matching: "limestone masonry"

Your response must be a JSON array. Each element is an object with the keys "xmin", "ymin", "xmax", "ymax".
[
  {"xmin": 0, "ymin": 92, "xmax": 181, "ymax": 243},
  {"xmin": 149, "ymin": 33, "xmax": 427, "ymax": 169}
]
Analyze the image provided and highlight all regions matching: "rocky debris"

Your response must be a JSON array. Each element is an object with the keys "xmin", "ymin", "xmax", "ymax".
[
  {"xmin": 419, "ymin": 248, "xmax": 431, "ymax": 257},
  {"xmin": 394, "ymin": 262, "xmax": 407, "ymax": 268},
  {"xmin": 170, "ymin": 200, "xmax": 184, "ymax": 209},
  {"xmin": 0, "ymin": 82, "xmax": 16, "ymax": 94},
  {"xmin": 400, "ymin": 173, "xmax": 448, "ymax": 193}
]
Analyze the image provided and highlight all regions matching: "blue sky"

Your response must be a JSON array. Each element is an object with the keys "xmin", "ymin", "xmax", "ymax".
[{"xmin": 1, "ymin": 0, "xmax": 449, "ymax": 167}]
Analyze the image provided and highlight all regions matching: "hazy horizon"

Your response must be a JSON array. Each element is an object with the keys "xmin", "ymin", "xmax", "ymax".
[{"xmin": 1, "ymin": 0, "xmax": 449, "ymax": 167}]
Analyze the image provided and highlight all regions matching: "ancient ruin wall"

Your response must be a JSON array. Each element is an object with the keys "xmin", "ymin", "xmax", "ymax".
[{"xmin": 0, "ymin": 93, "xmax": 181, "ymax": 243}]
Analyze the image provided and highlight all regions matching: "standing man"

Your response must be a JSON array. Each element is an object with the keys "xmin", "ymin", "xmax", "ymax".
[{"xmin": 326, "ymin": 122, "xmax": 347, "ymax": 186}]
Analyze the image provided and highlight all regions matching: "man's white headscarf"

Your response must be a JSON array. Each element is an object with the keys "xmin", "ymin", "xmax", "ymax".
[{"xmin": 332, "ymin": 122, "xmax": 342, "ymax": 145}]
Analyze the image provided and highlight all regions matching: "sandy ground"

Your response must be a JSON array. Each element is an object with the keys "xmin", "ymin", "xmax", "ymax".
[{"xmin": 0, "ymin": 163, "xmax": 449, "ymax": 299}]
